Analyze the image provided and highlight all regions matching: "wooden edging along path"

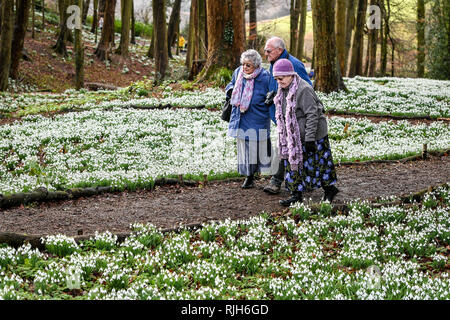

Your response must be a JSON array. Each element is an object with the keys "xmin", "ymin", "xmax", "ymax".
[
  {"xmin": 0, "ymin": 148, "xmax": 448, "ymax": 210},
  {"xmin": 0, "ymin": 182, "xmax": 448, "ymax": 250}
]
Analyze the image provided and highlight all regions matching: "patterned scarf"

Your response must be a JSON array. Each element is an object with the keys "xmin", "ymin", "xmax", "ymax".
[
  {"xmin": 230, "ymin": 67, "xmax": 262, "ymax": 113},
  {"xmin": 274, "ymin": 74, "xmax": 303, "ymax": 171}
]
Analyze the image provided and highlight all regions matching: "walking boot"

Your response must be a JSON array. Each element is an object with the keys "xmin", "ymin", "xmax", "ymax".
[
  {"xmin": 279, "ymin": 191, "xmax": 303, "ymax": 207},
  {"xmin": 323, "ymin": 185, "xmax": 339, "ymax": 203},
  {"xmin": 242, "ymin": 175, "xmax": 254, "ymax": 189},
  {"xmin": 263, "ymin": 181, "xmax": 281, "ymax": 194}
]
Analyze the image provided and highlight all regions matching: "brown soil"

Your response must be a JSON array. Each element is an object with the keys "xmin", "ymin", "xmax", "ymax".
[
  {"xmin": 0, "ymin": 155, "xmax": 448, "ymax": 237},
  {"xmin": 19, "ymin": 28, "xmax": 154, "ymax": 93}
]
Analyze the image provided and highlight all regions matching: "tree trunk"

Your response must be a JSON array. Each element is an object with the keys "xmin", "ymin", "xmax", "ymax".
[
  {"xmin": 0, "ymin": 0, "xmax": 13, "ymax": 91},
  {"xmin": 296, "ymin": 0, "xmax": 307, "ymax": 60},
  {"xmin": 130, "ymin": 0, "xmax": 135, "ymax": 44},
  {"xmin": 0, "ymin": 0, "xmax": 3, "ymax": 34},
  {"xmin": 248, "ymin": 0, "xmax": 257, "ymax": 48},
  {"xmin": 53, "ymin": 0, "xmax": 69, "ymax": 57},
  {"xmin": 364, "ymin": 31, "xmax": 370, "ymax": 76},
  {"xmin": 390, "ymin": 31, "xmax": 395, "ymax": 76},
  {"xmin": 153, "ymin": 0, "xmax": 168, "ymax": 84},
  {"xmin": 197, "ymin": 0, "xmax": 207, "ymax": 60},
  {"xmin": 185, "ymin": 0, "xmax": 196, "ymax": 71},
  {"xmin": 380, "ymin": 0, "xmax": 388, "ymax": 76},
  {"xmin": 117, "ymin": 0, "xmax": 131, "ymax": 57},
  {"xmin": 367, "ymin": 0, "xmax": 379, "ymax": 77},
  {"xmin": 186, "ymin": 0, "xmax": 207, "ymax": 79},
  {"xmin": 147, "ymin": 27, "xmax": 154, "ymax": 59},
  {"xmin": 90, "ymin": 0, "xmax": 98, "ymax": 33},
  {"xmin": 336, "ymin": 0, "xmax": 347, "ymax": 76},
  {"xmin": 175, "ymin": 16, "xmax": 180, "ymax": 55},
  {"xmin": 95, "ymin": 0, "xmax": 115, "ymax": 61},
  {"xmin": 416, "ymin": 0, "xmax": 425, "ymax": 77},
  {"xmin": 42, "ymin": 0, "xmax": 45, "ymax": 31},
  {"xmin": 348, "ymin": 0, "xmax": 367, "ymax": 77},
  {"xmin": 32, "ymin": 0, "xmax": 35, "ymax": 39},
  {"xmin": 290, "ymin": 0, "xmax": 300, "ymax": 54},
  {"xmin": 196, "ymin": 0, "xmax": 245, "ymax": 82},
  {"xmin": 167, "ymin": 0, "xmax": 181, "ymax": 59},
  {"xmin": 344, "ymin": 0, "xmax": 356, "ymax": 76},
  {"xmin": 82, "ymin": 0, "xmax": 90, "ymax": 24},
  {"xmin": 99, "ymin": 0, "xmax": 106, "ymax": 15},
  {"xmin": 311, "ymin": 0, "xmax": 346, "ymax": 93},
  {"xmin": 75, "ymin": 0, "xmax": 84, "ymax": 89},
  {"xmin": 10, "ymin": 0, "xmax": 32, "ymax": 79}
]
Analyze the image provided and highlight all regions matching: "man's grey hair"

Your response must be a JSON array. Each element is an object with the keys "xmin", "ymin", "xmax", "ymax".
[
  {"xmin": 267, "ymin": 36, "xmax": 286, "ymax": 50},
  {"xmin": 240, "ymin": 49, "xmax": 262, "ymax": 68}
]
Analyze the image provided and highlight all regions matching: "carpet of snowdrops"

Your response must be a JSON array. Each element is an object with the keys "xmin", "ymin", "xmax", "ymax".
[
  {"xmin": 0, "ymin": 186, "xmax": 448, "ymax": 300},
  {"xmin": 0, "ymin": 106, "xmax": 449, "ymax": 195},
  {"xmin": 1, "ymin": 76, "xmax": 449, "ymax": 117},
  {"xmin": 1, "ymin": 76, "xmax": 449, "ymax": 300}
]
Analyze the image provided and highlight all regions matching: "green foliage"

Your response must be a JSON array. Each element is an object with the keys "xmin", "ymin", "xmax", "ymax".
[
  {"xmin": 199, "ymin": 225, "xmax": 216, "ymax": 242},
  {"xmin": 127, "ymin": 78, "xmax": 153, "ymax": 96},
  {"xmin": 212, "ymin": 68, "xmax": 233, "ymax": 88},
  {"xmin": 223, "ymin": 21, "xmax": 234, "ymax": 45},
  {"xmin": 85, "ymin": 17, "xmax": 153, "ymax": 39},
  {"xmin": 133, "ymin": 21, "xmax": 153, "ymax": 38},
  {"xmin": 425, "ymin": 0, "xmax": 450, "ymax": 80},
  {"xmin": 291, "ymin": 202, "xmax": 312, "ymax": 221}
]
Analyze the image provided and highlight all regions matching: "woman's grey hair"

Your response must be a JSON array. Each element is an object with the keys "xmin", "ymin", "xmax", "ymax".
[{"xmin": 240, "ymin": 49, "xmax": 262, "ymax": 68}]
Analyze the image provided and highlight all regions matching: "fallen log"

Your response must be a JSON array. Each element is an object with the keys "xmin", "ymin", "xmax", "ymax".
[{"xmin": 85, "ymin": 82, "xmax": 118, "ymax": 91}]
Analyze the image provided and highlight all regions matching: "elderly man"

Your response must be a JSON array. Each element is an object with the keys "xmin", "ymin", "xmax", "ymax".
[{"xmin": 263, "ymin": 36, "xmax": 312, "ymax": 195}]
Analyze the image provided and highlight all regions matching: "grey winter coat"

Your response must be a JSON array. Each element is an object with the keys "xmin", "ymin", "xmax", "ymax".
[{"xmin": 281, "ymin": 78, "xmax": 328, "ymax": 142}]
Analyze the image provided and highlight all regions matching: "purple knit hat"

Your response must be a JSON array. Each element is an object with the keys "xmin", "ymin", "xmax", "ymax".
[{"xmin": 273, "ymin": 59, "xmax": 295, "ymax": 77}]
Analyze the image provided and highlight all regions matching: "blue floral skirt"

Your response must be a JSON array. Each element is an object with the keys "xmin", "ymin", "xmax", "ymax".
[{"xmin": 284, "ymin": 136, "xmax": 337, "ymax": 193}]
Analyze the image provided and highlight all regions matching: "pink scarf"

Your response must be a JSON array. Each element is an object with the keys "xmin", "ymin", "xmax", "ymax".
[
  {"xmin": 274, "ymin": 74, "xmax": 303, "ymax": 171},
  {"xmin": 230, "ymin": 67, "xmax": 262, "ymax": 113}
]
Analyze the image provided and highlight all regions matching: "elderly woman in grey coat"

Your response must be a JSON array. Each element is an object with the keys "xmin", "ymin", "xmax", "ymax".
[{"xmin": 272, "ymin": 59, "xmax": 339, "ymax": 206}]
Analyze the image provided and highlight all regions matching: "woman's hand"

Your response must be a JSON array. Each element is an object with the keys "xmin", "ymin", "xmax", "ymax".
[{"xmin": 305, "ymin": 141, "xmax": 316, "ymax": 154}]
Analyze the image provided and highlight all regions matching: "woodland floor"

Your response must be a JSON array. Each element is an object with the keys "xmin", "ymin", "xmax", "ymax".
[
  {"xmin": 18, "ymin": 28, "xmax": 155, "ymax": 93},
  {"xmin": 0, "ymin": 154, "xmax": 448, "ymax": 237},
  {"xmin": 3, "ymin": 24, "xmax": 448, "ymax": 238}
]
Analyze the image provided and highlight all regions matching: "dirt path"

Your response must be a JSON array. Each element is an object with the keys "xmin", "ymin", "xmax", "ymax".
[{"xmin": 0, "ymin": 155, "xmax": 448, "ymax": 237}]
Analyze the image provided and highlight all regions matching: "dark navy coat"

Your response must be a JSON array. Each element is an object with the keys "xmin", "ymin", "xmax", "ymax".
[{"xmin": 226, "ymin": 66, "xmax": 272, "ymax": 141}]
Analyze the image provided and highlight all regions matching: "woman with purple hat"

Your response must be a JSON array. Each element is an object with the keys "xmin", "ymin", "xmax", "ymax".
[{"xmin": 272, "ymin": 58, "xmax": 339, "ymax": 206}]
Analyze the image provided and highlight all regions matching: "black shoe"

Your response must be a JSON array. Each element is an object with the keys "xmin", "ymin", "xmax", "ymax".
[
  {"xmin": 242, "ymin": 175, "xmax": 254, "ymax": 189},
  {"xmin": 323, "ymin": 185, "xmax": 339, "ymax": 203},
  {"xmin": 279, "ymin": 191, "xmax": 303, "ymax": 207}
]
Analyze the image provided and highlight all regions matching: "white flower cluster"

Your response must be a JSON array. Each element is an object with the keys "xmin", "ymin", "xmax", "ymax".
[
  {"xmin": 0, "ymin": 243, "xmax": 45, "ymax": 269},
  {"xmin": 41, "ymin": 234, "xmax": 80, "ymax": 256},
  {"xmin": 33, "ymin": 261, "xmax": 68, "ymax": 295},
  {"xmin": 318, "ymin": 76, "xmax": 450, "ymax": 118},
  {"xmin": 0, "ymin": 272, "xmax": 24, "ymax": 300},
  {"xmin": 91, "ymin": 231, "xmax": 118, "ymax": 250}
]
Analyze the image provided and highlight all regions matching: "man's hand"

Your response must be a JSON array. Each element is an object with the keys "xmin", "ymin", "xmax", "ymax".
[
  {"xmin": 305, "ymin": 141, "xmax": 316, "ymax": 154},
  {"xmin": 265, "ymin": 91, "xmax": 276, "ymax": 105}
]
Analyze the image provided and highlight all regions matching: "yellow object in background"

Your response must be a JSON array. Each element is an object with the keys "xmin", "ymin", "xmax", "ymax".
[{"xmin": 179, "ymin": 36, "xmax": 186, "ymax": 48}]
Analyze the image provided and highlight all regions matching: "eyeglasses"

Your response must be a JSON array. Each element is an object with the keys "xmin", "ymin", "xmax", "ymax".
[
  {"xmin": 242, "ymin": 63, "xmax": 254, "ymax": 68},
  {"xmin": 264, "ymin": 47, "xmax": 279, "ymax": 54},
  {"xmin": 274, "ymin": 76, "xmax": 286, "ymax": 81}
]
